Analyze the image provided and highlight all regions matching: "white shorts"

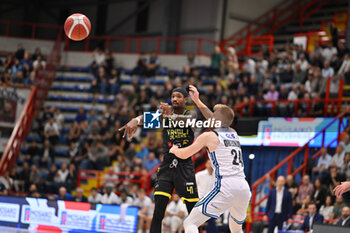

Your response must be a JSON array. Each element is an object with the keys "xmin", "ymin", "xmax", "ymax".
[{"xmin": 194, "ymin": 176, "xmax": 251, "ymax": 223}]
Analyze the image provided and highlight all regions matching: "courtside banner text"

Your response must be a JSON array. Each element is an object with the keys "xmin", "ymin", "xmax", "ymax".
[{"xmin": 0, "ymin": 196, "xmax": 138, "ymax": 233}]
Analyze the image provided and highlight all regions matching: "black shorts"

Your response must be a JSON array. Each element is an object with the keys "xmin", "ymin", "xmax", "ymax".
[{"xmin": 154, "ymin": 154, "xmax": 199, "ymax": 203}]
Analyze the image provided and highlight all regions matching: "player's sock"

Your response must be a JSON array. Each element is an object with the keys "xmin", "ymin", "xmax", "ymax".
[
  {"xmin": 150, "ymin": 195, "xmax": 169, "ymax": 233},
  {"xmin": 229, "ymin": 216, "xmax": 244, "ymax": 233}
]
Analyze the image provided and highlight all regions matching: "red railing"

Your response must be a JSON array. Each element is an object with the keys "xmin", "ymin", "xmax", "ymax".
[
  {"xmin": 234, "ymin": 77, "xmax": 344, "ymax": 118},
  {"xmin": 0, "ymin": 27, "xmax": 63, "ymax": 175},
  {"xmin": 222, "ymin": 0, "xmax": 331, "ymax": 52},
  {"xmin": 247, "ymin": 106, "xmax": 350, "ymax": 232},
  {"xmin": 0, "ymin": 19, "xmax": 61, "ymax": 40}
]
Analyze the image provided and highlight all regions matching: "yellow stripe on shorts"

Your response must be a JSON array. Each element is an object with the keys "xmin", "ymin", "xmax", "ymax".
[
  {"xmin": 154, "ymin": 191, "xmax": 172, "ymax": 199},
  {"xmin": 181, "ymin": 197, "xmax": 199, "ymax": 203}
]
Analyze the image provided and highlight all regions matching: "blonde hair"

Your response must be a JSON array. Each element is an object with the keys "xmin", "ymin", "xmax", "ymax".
[{"xmin": 213, "ymin": 104, "xmax": 235, "ymax": 127}]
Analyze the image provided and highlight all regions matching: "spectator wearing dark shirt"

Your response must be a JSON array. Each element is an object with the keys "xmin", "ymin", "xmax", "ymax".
[
  {"xmin": 14, "ymin": 43, "xmax": 25, "ymax": 60},
  {"xmin": 299, "ymin": 203, "xmax": 324, "ymax": 232},
  {"xmin": 57, "ymin": 186, "xmax": 74, "ymax": 201},
  {"xmin": 75, "ymin": 107, "xmax": 87, "ymax": 123},
  {"xmin": 74, "ymin": 187, "xmax": 88, "ymax": 202},
  {"xmin": 145, "ymin": 52, "xmax": 160, "ymax": 77}
]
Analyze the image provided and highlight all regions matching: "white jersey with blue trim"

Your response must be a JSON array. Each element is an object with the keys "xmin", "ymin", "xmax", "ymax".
[{"xmin": 209, "ymin": 127, "xmax": 245, "ymax": 179}]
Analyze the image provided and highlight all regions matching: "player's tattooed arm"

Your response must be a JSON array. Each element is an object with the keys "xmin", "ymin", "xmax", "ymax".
[
  {"xmin": 170, "ymin": 132, "xmax": 218, "ymax": 159},
  {"xmin": 188, "ymin": 85, "xmax": 213, "ymax": 120},
  {"xmin": 118, "ymin": 115, "xmax": 143, "ymax": 139}
]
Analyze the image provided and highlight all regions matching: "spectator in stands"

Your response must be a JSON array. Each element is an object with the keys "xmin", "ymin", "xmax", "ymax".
[
  {"xmin": 297, "ymin": 195, "xmax": 312, "ymax": 216},
  {"xmin": 163, "ymin": 193, "xmax": 187, "ymax": 233},
  {"xmin": 211, "ymin": 46, "xmax": 225, "ymax": 76},
  {"xmin": 0, "ymin": 183, "xmax": 8, "ymax": 196},
  {"xmin": 29, "ymin": 164, "xmax": 41, "ymax": 189},
  {"xmin": 296, "ymin": 175, "xmax": 314, "ymax": 205},
  {"xmin": 108, "ymin": 68, "xmax": 120, "ymax": 95},
  {"xmin": 343, "ymin": 152, "xmax": 350, "ymax": 177},
  {"xmin": 144, "ymin": 152, "xmax": 159, "ymax": 172},
  {"xmin": 0, "ymin": 171, "xmax": 13, "ymax": 191},
  {"xmin": 319, "ymin": 195, "xmax": 334, "ymax": 220},
  {"xmin": 226, "ymin": 47, "xmax": 239, "ymax": 74},
  {"xmin": 322, "ymin": 60, "xmax": 334, "ymax": 79},
  {"xmin": 66, "ymin": 163, "xmax": 77, "ymax": 192},
  {"xmin": 299, "ymin": 202, "xmax": 324, "ymax": 232},
  {"xmin": 33, "ymin": 55, "xmax": 46, "ymax": 70},
  {"xmin": 34, "ymin": 140, "xmax": 53, "ymax": 170},
  {"xmin": 88, "ymin": 187, "xmax": 102, "ymax": 204},
  {"xmin": 18, "ymin": 162, "xmax": 30, "ymax": 191},
  {"xmin": 75, "ymin": 107, "xmax": 87, "ymax": 123},
  {"xmin": 183, "ymin": 54, "xmax": 198, "ymax": 77},
  {"xmin": 323, "ymin": 41, "xmax": 338, "ymax": 62},
  {"xmin": 312, "ymin": 178, "xmax": 327, "ymax": 210},
  {"xmin": 28, "ymin": 184, "xmax": 41, "ymax": 198},
  {"xmin": 330, "ymin": 196, "xmax": 345, "ymax": 221},
  {"xmin": 57, "ymin": 186, "xmax": 74, "ymax": 201},
  {"xmin": 297, "ymin": 53, "xmax": 309, "ymax": 71},
  {"xmin": 101, "ymin": 183, "xmax": 120, "ymax": 205},
  {"xmin": 80, "ymin": 140, "xmax": 108, "ymax": 170},
  {"xmin": 265, "ymin": 84, "xmax": 279, "ymax": 111},
  {"xmin": 312, "ymin": 147, "xmax": 332, "ymax": 180},
  {"xmin": 338, "ymin": 53, "xmax": 350, "ymax": 77},
  {"xmin": 145, "ymin": 52, "xmax": 160, "ymax": 77},
  {"xmin": 292, "ymin": 62, "xmax": 306, "ymax": 84},
  {"xmin": 104, "ymin": 49, "xmax": 114, "ymax": 75},
  {"xmin": 280, "ymin": 65, "xmax": 293, "ymax": 84},
  {"xmin": 68, "ymin": 121, "xmax": 81, "ymax": 143},
  {"xmin": 56, "ymin": 163, "xmax": 69, "ymax": 184},
  {"xmin": 54, "ymin": 108, "xmax": 64, "ymax": 132},
  {"xmin": 91, "ymin": 47, "xmax": 105, "ymax": 71},
  {"xmin": 44, "ymin": 118, "xmax": 60, "ymax": 145},
  {"xmin": 45, "ymin": 164, "xmax": 58, "ymax": 194},
  {"xmin": 74, "ymin": 187, "xmax": 88, "ymax": 202},
  {"xmin": 25, "ymin": 141, "xmax": 40, "ymax": 165},
  {"xmin": 31, "ymin": 47, "xmax": 42, "ymax": 61},
  {"xmin": 120, "ymin": 189, "xmax": 133, "ymax": 205},
  {"xmin": 285, "ymin": 174, "xmax": 298, "ymax": 198},
  {"xmin": 331, "ymin": 144, "xmax": 345, "ymax": 170},
  {"xmin": 14, "ymin": 43, "xmax": 25, "ymax": 60},
  {"xmin": 134, "ymin": 188, "xmax": 153, "ymax": 233},
  {"xmin": 340, "ymin": 134, "xmax": 350, "ymax": 153},
  {"xmin": 133, "ymin": 53, "xmax": 147, "ymax": 75},
  {"xmin": 337, "ymin": 206, "xmax": 350, "ymax": 226},
  {"xmin": 264, "ymin": 176, "xmax": 293, "ymax": 233}
]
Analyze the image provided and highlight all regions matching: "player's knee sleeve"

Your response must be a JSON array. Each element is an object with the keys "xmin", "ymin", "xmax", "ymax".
[{"xmin": 229, "ymin": 216, "xmax": 244, "ymax": 233}]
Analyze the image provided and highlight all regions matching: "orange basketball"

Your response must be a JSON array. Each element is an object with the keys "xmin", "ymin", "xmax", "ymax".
[{"xmin": 64, "ymin": 13, "xmax": 91, "ymax": 41}]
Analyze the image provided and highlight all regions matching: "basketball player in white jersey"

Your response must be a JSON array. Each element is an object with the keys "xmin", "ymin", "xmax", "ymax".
[{"xmin": 169, "ymin": 85, "xmax": 251, "ymax": 233}]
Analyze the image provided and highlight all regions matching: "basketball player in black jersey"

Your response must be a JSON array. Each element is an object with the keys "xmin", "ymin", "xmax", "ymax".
[{"xmin": 119, "ymin": 87, "xmax": 199, "ymax": 233}]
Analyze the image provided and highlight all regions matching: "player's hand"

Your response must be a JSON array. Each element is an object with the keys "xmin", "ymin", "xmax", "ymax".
[
  {"xmin": 119, "ymin": 119, "xmax": 138, "ymax": 139},
  {"xmin": 262, "ymin": 215, "xmax": 268, "ymax": 222},
  {"xmin": 169, "ymin": 145, "xmax": 179, "ymax": 155},
  {"xmin": 160, "ymin": 102, "xmax": 172, "ymax": 116},
  {"xmin": 333, "ymin": 181, "xmax": 350, "ymax": 197},
  {"xmin": 189, "ymin": 85, "xmax": 199, "ymax": 103}
]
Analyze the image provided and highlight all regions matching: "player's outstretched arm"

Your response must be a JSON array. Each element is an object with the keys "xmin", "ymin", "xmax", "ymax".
[
  {"xmin": 333, "ymin": 181, "xmax": 350, "ymax": 197},
  {"xmin": 119, "ymin": 115, "xmax": 143, "ymax": 139},
  {"xmin": 189, "ymin": 85, "xmax": 213, "ymax": 120},
  {"xmin": 170, "ymin": 132, "xmax": 218, "ymax": 159}
]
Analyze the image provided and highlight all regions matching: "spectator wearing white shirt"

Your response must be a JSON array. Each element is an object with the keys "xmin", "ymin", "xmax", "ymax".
[
  {"xmin": 322, "ymin": 42, "xmax": 337, "ymax": 61},
  {"xmin": 0, "ymin": 171, "xmax": 13, "ymax": 190},
  {"xmin": 319, "ymin": 195, "xmax": 334, "ymax": 220},
  {"xmin": 56, "ymin": 163, "xmax": 69, "ymax": 183},
  {"xmin": 312, "ymin": 147, "xmax": 332, "ymax": 180},
  {"xmin": 88, "ymin": 187, "xmax": 102, "ymax": 204},
  {"xmin": 243, "ymin": 56, "xmax": 256, "ymax": 75},
  {"xmin": 162, "ymin": 193, "xmax": 187, "ymax": 233},
  {"xmin": 331, "ymin": 144, "xmax": 345, "ymax": 170},
  {"xmin": 92, "ymin": 47, "xmax": 105, "ymax": 66},
  {"xmin": 338, "ymin": 54, "xmax": 350, "ymax": 76},
  {"xmin": 101, "ymin": 183, "xmax": 120, "ymax": 205},
  {"xmin": 322, "ymin": 60, "xmax": 334, "ymax": 79},
  {"xmin": 297, "ymin": 53, "xmax": 309, "ymax": 71},
  {"xmin": 134, "ymin": 188, "xmax": 153, "ymax": 233},
  {"xmin": 54, "ymin": 108, "xmax": 64, "ymax": 132},
  {"xmin": 44, "ymin": 118, "xmax": 60, "ymax": 145},
  {"xmin": 33, "ymin": 55, "xmax": 46, "ymax": 70},
  {"xmin": 340, "ymin": 134, "xmax": 350, "ymax": 153}
]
